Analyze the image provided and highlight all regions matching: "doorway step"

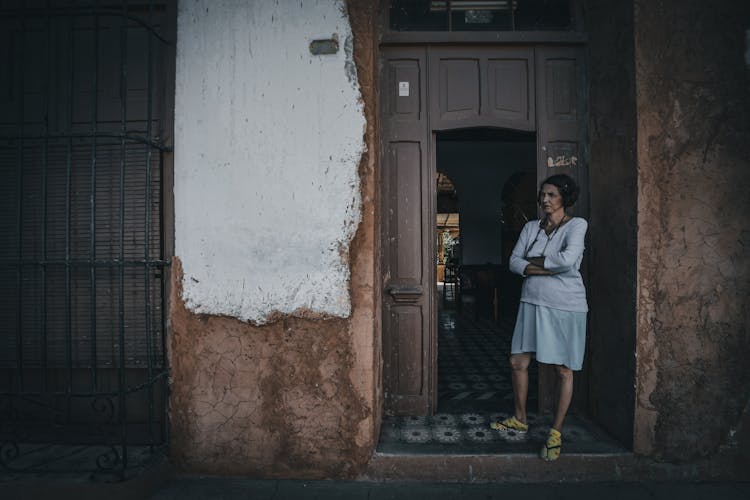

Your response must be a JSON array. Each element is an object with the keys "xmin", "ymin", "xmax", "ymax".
[
  {"xmin": 362, "ymin": 451, "xmax": 635, "ymax": 482},
  {"xmin": 376, "ymin": 411, "xmax": 625, "ymax": 456}
]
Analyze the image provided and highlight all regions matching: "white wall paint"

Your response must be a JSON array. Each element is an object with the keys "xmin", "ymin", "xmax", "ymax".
[{"xmin": 174, "ymin": 0, "xmax": 365, "ymax": 324}]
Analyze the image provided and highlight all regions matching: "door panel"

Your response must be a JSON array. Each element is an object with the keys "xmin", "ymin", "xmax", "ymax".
[
  {"xmin": 430, "ymin": 47, "xmax": 534, "ymax": 131},
  {"xmin": 486, "ymin": 58, "xmax": 533, "ymax": 125},
  {"xmin": 392, "ymin": 305, "xmax": 424, "ymax": 395},
  {"xmin": 535, "ymin": 46, "xmax": 588, "ymax": 413},
  {"xmin": 389, "ymin": 142, "xmax": 423, "ymax": 282},
  {"xmin": 388, "ymin": 60, "xmax": 422, "ymax": 120},
  {"xmin": 546, "ymin": 59, "xmax": 577, "ymax": 119},
  {"xmin": 381, "ymin": 47, "xmax": 435, "ymax": 416},
  {"xmin": 437, "ymin": 58, "xmax": 480, "ymax": 121}
]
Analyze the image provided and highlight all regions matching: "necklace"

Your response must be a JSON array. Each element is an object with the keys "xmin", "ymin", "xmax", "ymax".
[
  {"xmin": 523, "ymin": 215, "xmax": 569, "ymax": 259},
  {"xmin": 543, "ymin": 214, "xmax": 568, "ymax": 235}
]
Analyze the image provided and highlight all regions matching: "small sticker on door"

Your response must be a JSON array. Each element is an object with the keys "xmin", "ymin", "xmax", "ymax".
[{"xmin": 398, "ymin": 81, "xmax": 410, "ymax": 97}]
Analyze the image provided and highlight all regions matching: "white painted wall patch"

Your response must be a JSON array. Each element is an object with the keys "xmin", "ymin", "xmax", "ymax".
[{"xmin": 174, "ymin": 0, "xmax": 365, "ymax": 324}]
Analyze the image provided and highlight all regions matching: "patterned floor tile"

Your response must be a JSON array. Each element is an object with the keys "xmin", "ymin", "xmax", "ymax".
[
  {"xmin": 465, "ymin": 426, "xmax": 495, "ymax": 443},
  {"xmin": 376, "ymin": 298, "xmax": 627, "ymax": 455},
  {"xmin": 433, "ymin": 426, "xmax": 462, "ymax": 444},
  {"xmin": 401, "ymin": 427, "xmax": 432, "ymax": 444}
]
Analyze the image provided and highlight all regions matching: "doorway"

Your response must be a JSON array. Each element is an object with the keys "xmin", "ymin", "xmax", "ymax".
[
  {"xmin": 378, "ymin": 42, "xmax": 630, "ymax": 454},
  {"xmin": 381, "ymin": 43, "xmax": 588, "ymax": 412},
  {"xmin": 378, "ymin": 122, "xmax": 622, "ymax": 453},
  {"xmin": 435, "ymin": 127, "xmax": 536, "ymax": 413}
]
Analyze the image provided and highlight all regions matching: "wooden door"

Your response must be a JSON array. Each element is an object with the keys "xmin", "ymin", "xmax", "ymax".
[
  {"xmin": 535, "ymin": 46, "xmax": 589, "ymax": 413},
  {"xmin": 380, "ymin": 47, "xmax": 436, "ymax": 416}
]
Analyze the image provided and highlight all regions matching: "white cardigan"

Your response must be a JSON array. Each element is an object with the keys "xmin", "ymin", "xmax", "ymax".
[{"xmin": 509, "ymin": 217, "xmax": 589, "ymax": 313}]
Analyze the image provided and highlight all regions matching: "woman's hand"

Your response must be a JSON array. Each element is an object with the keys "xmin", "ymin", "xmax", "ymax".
[
  {"xmin": 524, "ymin": 257, "xmax": 554, "ymax": 275},
  {"xmin": 527, "ymin": 257, "xmax": 545, "ymax": 267},
  {"xmin": 524, "ymin": 263, "xmax": 555, "ymax": 276}
]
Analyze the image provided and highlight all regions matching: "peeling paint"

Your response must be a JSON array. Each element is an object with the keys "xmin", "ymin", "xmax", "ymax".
[
  {"xmin": 344, "ymin": 34, "xmax": 357, "ymax": 84},
  {"xmin": 169, "ymin": 258, "xmax": 372, "ymax": 477},
  {"xmin": 174, "ymin": 0, "xmax": 366, "ymax": 324}
]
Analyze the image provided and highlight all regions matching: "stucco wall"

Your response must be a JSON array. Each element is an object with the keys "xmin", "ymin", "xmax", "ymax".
[
  {"xmin": 168, "ymin": 1, "xmax": 380, "ymax": 476},
  {"xmin": 635, "ymin": 0, "xmax": 750, "ymax": 460},
  {"xmin": 174, "ymin": 0, "xmax": 365, "ymax": 324}
]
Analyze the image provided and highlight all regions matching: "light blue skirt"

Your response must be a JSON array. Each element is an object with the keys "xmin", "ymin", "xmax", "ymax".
[{"xmin": 511, "ymin": 302, "xmax": 587, "ymax": 371}]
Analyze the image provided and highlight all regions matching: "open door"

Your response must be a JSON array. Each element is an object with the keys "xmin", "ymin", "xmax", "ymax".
[
  {"xmin": 535, "ymin": 46, "xmax": 589, "ymax": 413},
  {"xmin": 380, "ymin": 47, "xmax": 437, "ymax": 416}
]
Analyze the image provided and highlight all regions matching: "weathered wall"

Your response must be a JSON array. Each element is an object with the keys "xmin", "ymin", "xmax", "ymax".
[
  {"xmin": 168, "ymin": 1, "xmax": 380, "ymax": 476},
  {"xmin": 635, "ymin": 0, "xmax": 750, "ymax": 460},
  {"xmin": 173, "ymin": 0, "xmax": 365, "ymax": 324},
  {"xmin": 584, "ymin": 0, "xmax": 638, "ymax": 448}
]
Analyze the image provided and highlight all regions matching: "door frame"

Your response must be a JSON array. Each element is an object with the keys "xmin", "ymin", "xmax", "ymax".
[{"xmin": 380, "ymin": 42, "xmax": 588, "ymax": 417}]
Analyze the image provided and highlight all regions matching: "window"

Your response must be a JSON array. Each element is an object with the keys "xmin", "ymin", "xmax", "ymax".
[
  {"xmin": 0, "ymin": 1, "xmax": 173, "ymax": 478},
  {"xmin": 389, "ymin": 0, "xmax": 575, "ymax": 32}
]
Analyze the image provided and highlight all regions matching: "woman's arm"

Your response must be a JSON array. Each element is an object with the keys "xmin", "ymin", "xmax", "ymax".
[
  {"xmin": 523, "ymin": 257, "xmax": 555, "ymax": 276},
  {"xmin": 524, "ymin": 263, "xmax": 555, "ymax": 276},
  {"xmin": 543, "ymin": 219, "xmax": 588, "ymax": 273},
  {"xmin": 509, "ymin": 223, "xmax": 533, "ymax": 276}
]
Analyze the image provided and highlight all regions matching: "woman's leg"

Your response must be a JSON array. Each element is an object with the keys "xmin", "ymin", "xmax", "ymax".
[
  {"xmin": 551, "ymin": 364, "xmax": 574, "ymax": 431},
  {"xmin": 509, "ymin": 353, "xmax": 532, "ymax": 422}
]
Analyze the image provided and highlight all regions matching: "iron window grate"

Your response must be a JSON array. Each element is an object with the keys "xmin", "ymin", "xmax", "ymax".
[{"xmin": 0, "ymin": 0, "xmax": 173, "ymax": 479}]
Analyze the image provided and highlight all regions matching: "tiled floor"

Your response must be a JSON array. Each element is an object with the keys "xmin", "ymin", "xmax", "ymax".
[
  {"xmin": 376, "ymin": 296, "xmax": 627, "ymax": 455},
  {"xmin": 435, "ymin": 310, "xmax": 535, "ymax": 412}
]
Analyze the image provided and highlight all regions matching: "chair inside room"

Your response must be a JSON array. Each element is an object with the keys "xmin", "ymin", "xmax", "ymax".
[
  {"xmin": 443, "ymin": 262, "xmax": 459, "ymax": 306},
  {"xmin": 457, "ymin": 265, "xmax": 501, "ymax": 321}
]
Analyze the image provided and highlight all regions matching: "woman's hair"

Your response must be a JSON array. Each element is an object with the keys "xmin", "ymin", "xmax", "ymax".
[{"xmin": 538, "ymin": 174, "xmax": 579, "ymax": 208}]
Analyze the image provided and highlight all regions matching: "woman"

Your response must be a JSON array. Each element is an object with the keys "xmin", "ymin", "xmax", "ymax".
[{"xmin": 490, "ymin": 174, "xmax": 588, "ymax": 462}]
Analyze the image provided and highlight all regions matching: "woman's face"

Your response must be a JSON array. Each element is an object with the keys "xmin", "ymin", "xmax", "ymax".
[{"xmin": 539, "ymin": 183, "xmax": 564, "ymax": 215}]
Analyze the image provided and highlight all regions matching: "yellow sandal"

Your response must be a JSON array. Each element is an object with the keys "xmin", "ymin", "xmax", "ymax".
[
  {"xmin": 540, "ymin": 428, "xmax": 562, "ymax": 461},
  {"xmin": 490, "ymin": 416, "xmax": 528, "ymax": 435}
]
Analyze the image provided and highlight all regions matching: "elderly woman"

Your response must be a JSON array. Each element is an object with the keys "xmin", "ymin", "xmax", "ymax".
[{"xmin": 491, "ymin": 174, "xmax": 588, "ymax": 462}]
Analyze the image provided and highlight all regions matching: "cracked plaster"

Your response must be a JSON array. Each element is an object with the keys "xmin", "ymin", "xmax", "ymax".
[
  {"xmin": 168, "ymin": 1, "xmax": 380, "ymax": 477},
  {"xmin": 634, "ymin": 0, "xmax": 750, "ymax": 461}
]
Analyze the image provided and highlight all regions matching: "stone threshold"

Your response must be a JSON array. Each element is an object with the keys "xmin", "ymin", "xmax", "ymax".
[
  {"xmin": 360, "ymin": 450, "xmax": 746, "ymax": 482},
  {"xmin": 362, "ymin": 451, "xmax": 635, "ymax": 482}
]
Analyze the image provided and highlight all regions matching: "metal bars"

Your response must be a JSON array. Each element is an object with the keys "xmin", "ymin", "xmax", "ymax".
[
  {"xmin": 117, "ymin": 0, "xmax": 129, "ymax": 470},
  {"xmin": 90, "ymin": 0, "xmax": 100, "ymax": 393},
  {"xmin": 0, "ymin": 0, "xmax": 173, "ymax": 479}
]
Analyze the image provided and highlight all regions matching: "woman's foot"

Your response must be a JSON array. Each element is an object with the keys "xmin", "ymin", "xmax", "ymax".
[
  {"xmin": 490, "ymin": 416, "xmax": 528, "ymax": 437},
  {"xmin": 540, "ymin": 428, "xmax": 562, "ymax": 461}
]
